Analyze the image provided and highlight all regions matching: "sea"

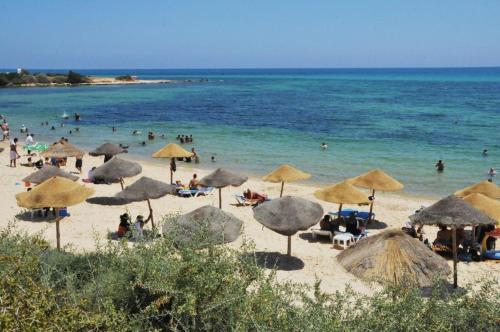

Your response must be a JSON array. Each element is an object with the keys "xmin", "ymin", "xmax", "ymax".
[{"xmin": 0, "ymin": 68, "xmax": 499, "ymax": 198}]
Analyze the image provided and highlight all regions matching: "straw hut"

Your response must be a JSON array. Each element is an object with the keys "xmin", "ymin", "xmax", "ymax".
[
  {"xmin": 199, "ymin": 168, "xmax": 248, "ymax": 208},
  {"xmin": 87, "ymin": 176, "xmax": 176, "ymax": 229},
  {"xmin": 337, "ymin": 230, "xmax": 450, "ymax": 287},
  {"xmin": 15, "ymin": 176, "xmax": 94, "ymax": 250},
  {"xmin": 410, "ymin": 195, "xmax": 496, "ymax": 288},
  {"xmin": 314, "ymin": 181, "xmax": 369, "ymax": 215},
  {"xmin": 455, "ymin": 181, "xmax": 500, "ymax": 199},
  {"xmin": 263, "ymin": 164, "xmax": 311, "ymax": 197},
  {"xmin": 92, "ymin": 156, "xmax": 142, "ymax": 189},
  {"xmin": 253, "ymin": 196, "xmax": 323, "ymax": 256},
  {"xmin": 22, "ymin": 165, "xmax": 78, "ymax": 184},
  {"xmin": 41, "ymin": 141, "xmax": 84, "ymax": 158},
  {"xmin": 152, "ymin": 143, "xmax": 193, "ymax": 184},
  {"xmin": 163, "ymin": 205, "xmax": 243, "ymax": 246},
  {"xmin": 349, "ymin": 169, "xmax": 403, "ymax": 221}
]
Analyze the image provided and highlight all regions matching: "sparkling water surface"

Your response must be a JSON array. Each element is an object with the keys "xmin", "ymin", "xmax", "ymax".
[{"xmin": 0, "ymin": 68, "xmax": 499, "ymax": 197}]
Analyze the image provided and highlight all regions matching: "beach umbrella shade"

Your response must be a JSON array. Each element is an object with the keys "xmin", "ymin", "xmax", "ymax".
[
  {"xmin": 41, "ymin": 142, "xmax": 84, "ymax": 158},
  {"xmin": 337, "ymin": 230, "xmax": 450, "ymax": 287},
  {"xmin": 314, "ymin": 181, "xmax": 370, "ymax": 216},
  {"xmin": 348, "ymin": 169, "xmax": 404, "ymax": 221},
  {"xmin": 89, "ymin": 142, "xmax": 127, "ymax": 162},
  {"xmin": 15, "ymin": 176, "xmax": 94, "ymax": 251},
  {"xmin": 462, "ymin": 193, "xmax": 500, "ymax": 225},
  {"xmin": 410, "ymin": 195, "xmax": 496, "ymax": 288},
  {"xmin": 454, "ymin": 181, "xmax": 500, "ymax": 199},
  {"xmin": 87, "ymin": 176, "xmax": 176, "ymax": 229},
  {"xmin": 163, "ymin": 205, "xmax": 243, "ymax": 246},
  {"xmin": 199, "ymin": 168, "xmax": 248, "ymax": 208},
  {"xmin": 92, "ymin": 156, "xmax": 142, "ymax": 189},
  {"xmin": 152, "ymin": 143, "xmax": 194, "ymax": 184},
  {"xmin": 253, "ymin": 196, "xmax": 323, "ymax": 256},
  {"xmin": 22, "ymin": 165, "xmax": 79, "ymax": 184},
  {"xmin": 262, "ymin": 164, "xmax": 311, "ymax": 197}
]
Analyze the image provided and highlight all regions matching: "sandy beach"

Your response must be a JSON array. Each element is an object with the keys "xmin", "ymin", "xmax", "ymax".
[{"xmin": 1, "ymin": 139, "xmax": 498, "ymax": 294}]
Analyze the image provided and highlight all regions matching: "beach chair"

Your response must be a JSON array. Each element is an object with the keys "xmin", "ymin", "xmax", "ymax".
[
  {"xmin": 357, "ymin": 211, "xmax": 375, "ymax": 221},
  {"xmin": 234, "ymin": 194, "xmax": 269, "ymax": 207},
  {"xmin": 328, "ymin": 209, "xmax": 359, "ymax": 218},
  {"xmin": 178, "ymin": 187, "xmax": 214, "ymax": 197}
]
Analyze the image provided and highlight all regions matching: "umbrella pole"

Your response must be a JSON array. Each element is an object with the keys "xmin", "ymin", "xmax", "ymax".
[
  {"xmin": 218, "ymin": 188, "xmax": 222, "ymax": 209},
  {"xmin": 368, "ymin": 189, "xmax": 376, "ymax": 222},
  {"xmin": 280, "ymin": 181, "xmax": 285, "ymax": 198},
  {"xmin": 147, "ymin": 199, "xmax": 154, "ymax": 229},
  {"xmin": 287, "ymin": 235, "xmax": 291, "ymax": 256},
  {"xmin": 338, "ymin": 203, "xmax": 343, "ymax": 217},
  {"xmin": 119, "ymin": 178, "xmax": 124, "ymax": 190},
  {"xmin": 452, "ymin": 226, "xmax": 458, "ymax": 288},
  {"xmin": 55, "ymin": 208, "xmax": 62, "ymax": 251}
]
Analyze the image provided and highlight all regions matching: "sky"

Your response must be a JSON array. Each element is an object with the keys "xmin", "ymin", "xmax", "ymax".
[{"xmin": 1, "ymin": 0, "xmax": 500, "ymax": 69}]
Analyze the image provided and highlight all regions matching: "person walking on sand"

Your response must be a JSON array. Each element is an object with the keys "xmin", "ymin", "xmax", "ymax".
[
  {"xmin": 75, "ymin": 155, "xmax": 83, "ymax": 174},
  {"xmin": 9, "ymin": 138, "xmax": 20, "ymax": 167},
  {"xmin": 435, "ymin": 160, "xmax": 445, "ymax": 172},
  {"xmin": 487, "ymin": 168, "xmax": 497, "ymax": 183}
]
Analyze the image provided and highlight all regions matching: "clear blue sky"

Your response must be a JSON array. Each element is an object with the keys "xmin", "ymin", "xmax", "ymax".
[{"xmin": 1, "ymin": 0, "xmax": 500, "ymax": 69}]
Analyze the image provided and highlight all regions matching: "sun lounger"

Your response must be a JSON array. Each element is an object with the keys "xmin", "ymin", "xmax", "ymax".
[
  {"xmin": 178, "ymin": 187, "xmax": 214, "ymax": 197},
  {"xmin": 329, "ymin": 209, "xmax": 359, "ymax": 218},
  {"xmin": 234, "ymin": 195, "xmax": 269, "ymax": 207},
  {"xmin": 357, "ymin": 211, "xmax": 375, "ymax": 221}
]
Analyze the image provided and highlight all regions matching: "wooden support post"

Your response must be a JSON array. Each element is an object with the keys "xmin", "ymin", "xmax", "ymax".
[
  {"xmin": 369, "ymin": 189, "xmax": 376, "ymax": 222},
  {"xmin": 280, "ymin": 181, "xmax": 285, "ymax": 198},
  {"xmin": 218, "ymin": 188, "xmax": 222, "ymax": 209},
  {"xmin": 452, "ymin": 226, "xmax": 458, "ymax": 288},
  {"xmin": 119, "ymin": 178, "xmax": 124, "ymax": 190},
  {"xmin": 287, "ymin": 235, "xmax": 291, "ymax": 256}
]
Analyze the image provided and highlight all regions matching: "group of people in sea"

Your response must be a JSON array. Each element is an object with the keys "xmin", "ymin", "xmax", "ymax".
[{"xmin": 176, "ymin": 134, "xmax": 194, "ymax": 144}]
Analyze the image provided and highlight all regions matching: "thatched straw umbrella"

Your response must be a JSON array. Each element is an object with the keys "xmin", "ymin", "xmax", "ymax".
[
  {"xmin": 410, "ymin": 195, "xmax": 496, "ymax": 288},
  {"xmin": 348, "ymin": 169, "xmax": 403, "ymax": 221},
  {"xmin": 454, "ymin": 180, "xmax": 500, "ymax": 199},
  {"xmin": 87, "ymin": 176, "xmax": 176, "ymax": 229},
  {"xmin": 462, "ymin": 193, "xmax": 500, "ymax": 225},
  {"xmin": 41, "ymin": 141, "xmax": 84, "ymax": 158},
  {"xmin": 152, "ymin": 143, "xmax": 193, "ymax": 184},
  {"xmin": 22, "ymin": 165, "xmax": 79, "ymax": 184},
  {"xmin": 163, "ymin": 205, "xmax": 243, "ymax": 246},
  {"xmin": 337, "ymin": 229, "xmax": 450, "ymax": 287},
  {"xmin": 253, "ymin": 196, "xmax": 323, "ymax": 256},
  {"xmin": 314, "ymin": 181, "xmax": 369, "ymax": 216},
  {"xmin": 89, "ymin": 142, "xmax": 127, "ymax": 163},
  {"xmin": 199, "ymin": 168, "xmax": 248, "ymax": 209},
  {"xmin": 92, "ymin": 156, "xmax": 142, "ymax": 189},
  {"xmin": 262, "ymin": 164, "xmax": 311, "ymax": 197},
  {"xmin": 15, "ymin": 176, "xmax": 94, "ymax": 251}
]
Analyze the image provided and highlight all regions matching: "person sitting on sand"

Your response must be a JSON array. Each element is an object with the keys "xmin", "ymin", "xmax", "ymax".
[
  {"xmin": 320, "ymin": 215, "xmax": 339, "ymax": 232},
  {"xmin": 433, "ymin": 225, "xmax": 452, "ymax": 248},
  {"xmin": 117, "ymin": 213, "xmax": 131, "ymax": 238},
  {"xmin": 21, "ymin": 157, "xmax": 34, "ymax": 167},
  {"xmin": 346, "ymin": 212, "xmax": 361, "ymax": 236},
  {"xmin": 43, "ymin": 157, "xmax": 51, "ymax": 168},
  {"xmin": 83, "ymin": 167, "xmax": 97, "ymax": 183},
  {"xmin": 34, "ymin": 158, "xmax": 43, "ymax": 169},
  {"xmin": 134, "ymin": 215, "xmax": 147, "ymax": 239},
  {"xmin": 189, "ymin": 174, "xmax": 200, "ymax": 190},
  {"xmin": 24, "ymin": 149, "xmax": 36, "ymax": 157},
  {"xmin": 435, "ymin": 160, "xmax": 445, "ymax": 172}
]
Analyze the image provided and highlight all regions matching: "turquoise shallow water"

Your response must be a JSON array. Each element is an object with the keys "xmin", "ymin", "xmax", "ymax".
[{"xmin": 0, "ymin": 68, "xmax": 499, "ymax": 197}]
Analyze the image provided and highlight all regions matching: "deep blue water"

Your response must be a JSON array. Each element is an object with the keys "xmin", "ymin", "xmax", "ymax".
[{"xmin": 1, "ymin": 68, "xmax": 499, "ymax": 197}]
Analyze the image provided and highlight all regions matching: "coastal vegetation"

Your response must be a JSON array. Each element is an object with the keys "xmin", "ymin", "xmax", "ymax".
[
  {"xmin": 0, "ymin": 70, "xmax": 89, "ymax": 87},
  {"xmin": 0, "ymin": 219, "xmax": 498, "ymax": 331}
]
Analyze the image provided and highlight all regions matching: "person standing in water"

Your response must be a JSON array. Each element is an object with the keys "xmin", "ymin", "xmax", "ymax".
[
  {"xmin": 435, "ymin": 160, "xmax": 445, "ymax": 172},
  {"xmin": 487, "ymin": 168, "xmax": 497, "ymax": 182}
]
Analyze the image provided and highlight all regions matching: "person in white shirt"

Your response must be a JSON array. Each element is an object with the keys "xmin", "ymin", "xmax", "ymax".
[
  {"xmin": 25, "ymin": 133, "xmax": 34, "ymax": 145},
  {"xmin": 487, "ymin": 168, "xmax": 497, "ymax": 183}
]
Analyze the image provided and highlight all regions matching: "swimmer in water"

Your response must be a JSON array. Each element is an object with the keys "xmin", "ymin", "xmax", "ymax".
[
  {"xmin": 483, "ymin": 149, "xmax": 488, "ymax": 156},
  {"xmin": 320, "ymin": 142, "xmax": 328, "ymax": 150},
  {"xmin": 141, "ymin": 141, "xmax": 146, "ymax": 146},
  {"xmin": 435, "ymin": 160, "xmax": 445, "ymax": 172},
  {"xmin": 112, "ymin": 126, "xmax": 116, "ymax": 132}
]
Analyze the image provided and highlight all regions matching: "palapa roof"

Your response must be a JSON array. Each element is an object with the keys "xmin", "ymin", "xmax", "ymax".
[
  {"xmin": 262, "ymin": 164, "xmax": 311, "ymax": 183},
  {"xmin": 253, "ymin": 196, "xmax": 323, "ymax": 236},
  {"xmin": 348, "ymin": 169, "xmax": 404, "ymax": 192},
  {"xmin": 454, "ymin": 181, "xmax": 500, "ymax": 199},
  {"xmin": 314, "ymin": 181, "xmax": 369, "ymax": 204},
  {"xmin": 41, "ymin": 142, "xmax": 84, "ymax": 158},
  {"xmin": 89, "ymin": 143, "xmax": 127, "ymax": 157},
  {"xmin": 337, "ymin": 229, "xmax": 450, "ymax": 287},
  {"xmin": 22, "ymin": 165, "xmax": 79, "ymax": 184},
  {"xmin": 152, "ymin": 143, "xmax": 193, "ymax": 158},
  {"xmin": 199, "ymin": 168, "xmax": 248, "ymax": 188},
  {"xmin": 92, "ymin": 156, "xmax": 142, "ymax": 181},
  {"xmin": 163, "ymin": 205, "xmax": 243, "ymax": 245},
  {"xmin": 16, "ymin": 176, "xmax": 94, "ymax": 208},
  {"xmin": 462, "ymin": 193, "xmax": 500, "ymax": 224},
  {"xmin": 410, "ymin": 195, "xmax": 496, "ymax": 227},
  {"xmin": 87, "ymin": 176, "xmax": 176, "ymax": 205}
]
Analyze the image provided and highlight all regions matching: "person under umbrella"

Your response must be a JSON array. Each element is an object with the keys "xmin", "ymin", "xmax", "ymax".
[
  {"xmin": 314, "ymin": 181, "xmax": 370, "ymax": 217},
  {"xmin": 198, "ymin": 168, "xmax": 248, "ymax": 209},
  {"xmin": 253, "ymin": 196, "xmax": 323, "ymax": 256},
  {"xmin": 152, "ymin": 143, "xmax": 193, "ymax": 184},
  {"xmin": 87, "ymin": 176, "xmax": 176, "ymax": 229},
  {"xmin": 15, "ymin": 176, "xmax": 94, "ymax": 251},
  {"xmin": 89, "ymin": 142, "xmax": 127, "ymax": 163},
  {"xmin": 92, "ymin": 156, "xmax": 142, "ymax": 189},
  {"xmin": 262, "ymin": 164, "xmax": 311, "ymax": 197}
]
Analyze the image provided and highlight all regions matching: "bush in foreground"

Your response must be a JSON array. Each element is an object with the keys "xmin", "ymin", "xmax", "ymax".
[{"xmin": 0, "ymin": 221, "xmax": 498, "ymax": 331}]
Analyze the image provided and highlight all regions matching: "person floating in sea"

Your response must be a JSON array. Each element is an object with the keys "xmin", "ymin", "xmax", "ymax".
[
  {"xmin": 50, "ymin": 126, "xmax": 55, "ymax": 130},
  {"xmin": 483, "ymin": 148, "xmax": 488, "ymax": 156},
  {"xmin": 320, "ymin": 142, "xmax": 328, "ymax": 150},
  {"xmin": 211, "ymin": 155, "xmax": 216, "ymax": 162},
  {"xmin": 141, "ymin": 141, "xmax": 146, "ymax": 146},
  {"xmin": 148, "ymin": 132, "xmax": 155, "ymax": 140},
  {"xmin": 74, "ymin": 113, "xmax": 81, "ymax": 121},
  {"xmin": 75, "ymin": 127, "xmax": 79, "ymax": 132},
  {"xmin": 132, "ymin": 130, "xmax": 140, "ymax": 135},
  {"xmin": 487, "ymin": 168, "xmax": 497, "ymax": 183},
  {"xmin": 435, "ymin": 160, "xmax": 445, "ymax": 172}
]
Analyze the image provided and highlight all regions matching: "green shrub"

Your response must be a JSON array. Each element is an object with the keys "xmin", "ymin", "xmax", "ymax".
[
  {"xmin": 67, "ymin": 70, "xmax": 88, "ymax": 84},
  {"xmin": 35, "ymin": 74, "xmax": 51, "ymax": 84},
  {"xmin": 0, "ymin": 221, "xmax": 498, "ymax": 331},
  {"xmin": 0, "ymin": 74, "xmax": 9, "ymax": 87},
  {"xmin": 21, "ymin": 75, "xmax": 36, "ymax": 84}
]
